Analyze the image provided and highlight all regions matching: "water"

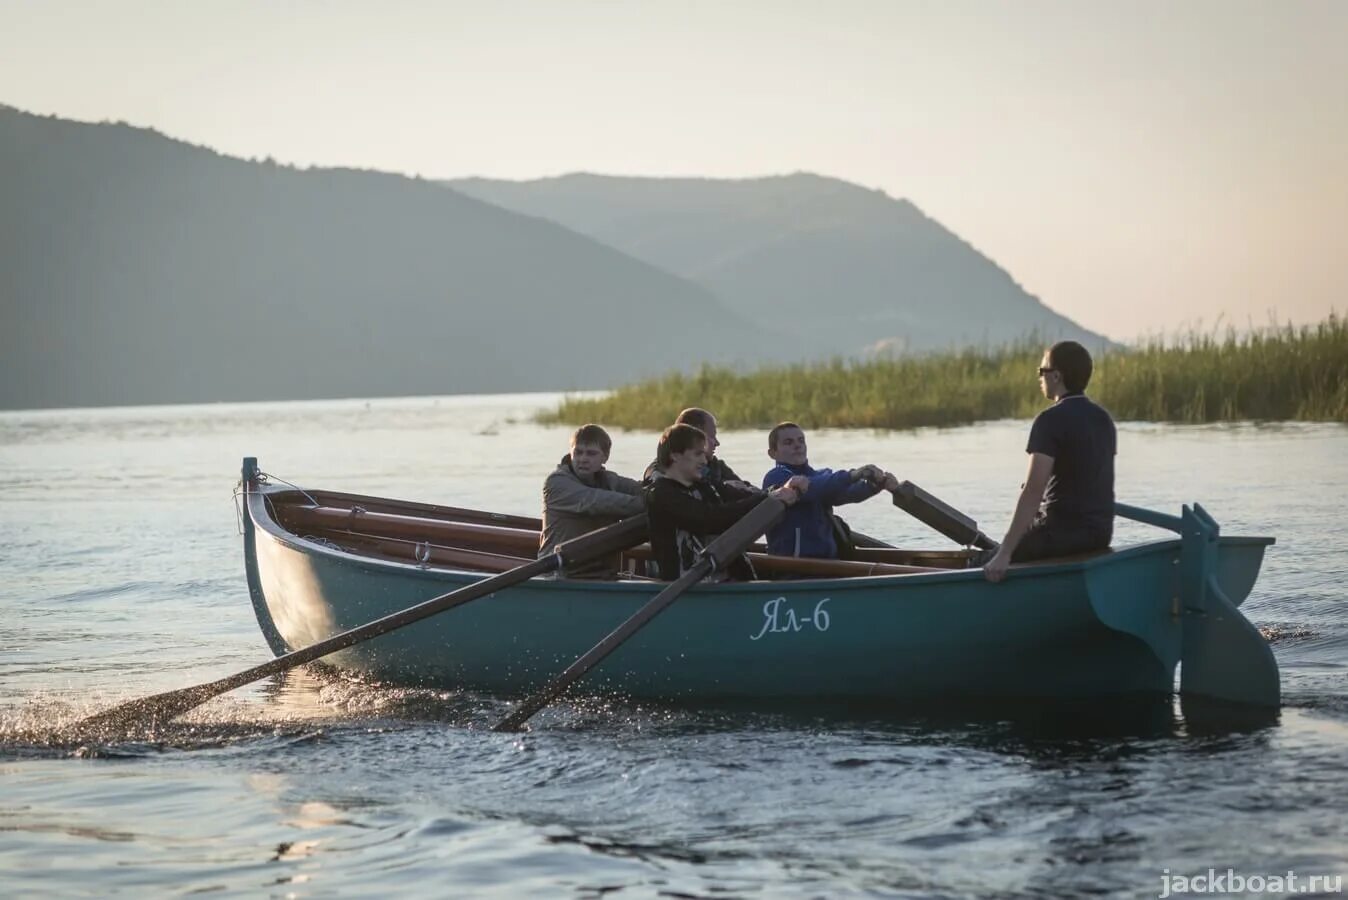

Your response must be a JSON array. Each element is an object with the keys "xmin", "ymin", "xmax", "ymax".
[{"xmin": 2, "ymin": 394, "xmax": 1345, "ymax": 898}]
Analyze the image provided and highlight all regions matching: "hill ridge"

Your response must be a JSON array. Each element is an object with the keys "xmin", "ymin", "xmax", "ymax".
[
  {"xmin": 0, "ymin": 105, "xmax": 764, "ymax": 409},
  {"xmin": 449, "ymin": 172, "xmax": 1109, "ymax": 356}
]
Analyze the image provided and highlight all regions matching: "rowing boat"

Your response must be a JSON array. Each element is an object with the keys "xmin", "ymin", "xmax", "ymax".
[{"xmin": 239, "ymin": 458, "xmax": 1279, "ymax": 710}]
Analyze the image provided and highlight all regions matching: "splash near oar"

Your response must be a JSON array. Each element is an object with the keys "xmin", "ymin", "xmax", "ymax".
[{"xmin": 73, "ymin": 511, "xmax": 649, "ymax": 736}]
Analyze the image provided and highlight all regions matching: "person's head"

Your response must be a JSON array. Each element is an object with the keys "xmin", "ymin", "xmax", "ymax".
[
  {"xmin": 1039, "ymin": 341, "xmax": 1093, "ymax": 399},
  {"xmin": 674, "ymin": 407, "xmax": 718, "ymax": 456},
  {"xmin": 767, "ymin": 422, "xmax": 808, "ymax": 467},
  {"xmin": 656, "ymin": 423, "xmax": 708, "ymax": 483},
  {"xmin": 569, "ymin": 424, "xmax": 613, "ymax": 476}
]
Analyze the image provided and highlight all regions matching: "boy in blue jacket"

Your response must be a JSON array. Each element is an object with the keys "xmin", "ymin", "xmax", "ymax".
[{"xmin": 761, "ymin": 422, "xmax": 898, "ymax": 558}]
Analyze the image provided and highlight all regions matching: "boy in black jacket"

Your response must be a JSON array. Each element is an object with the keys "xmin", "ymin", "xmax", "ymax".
[
  {"xmin": 643, "ymin": 407, "xmax": 761, "ymax": 502},
  {"xmin": 646, "ymin": 424, "xmax": 800, "ymax": 580}
]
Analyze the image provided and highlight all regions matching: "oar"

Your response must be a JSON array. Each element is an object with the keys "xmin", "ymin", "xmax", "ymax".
[
  {"xmin": 888, "ymin": 480, "xmax": 999, "ymax": 551},
  {"xmin": 74, "ymin": 514, "xmax": 650, "ymax": 734},
  {"xmin": 493, "ymin": 496, "xmax": 786, "ymax": 732}
]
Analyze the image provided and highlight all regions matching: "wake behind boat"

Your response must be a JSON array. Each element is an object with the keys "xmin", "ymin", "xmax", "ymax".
[{"xmin": 239, "ymin": 458, "xmax": 1279, "ymax": 711}]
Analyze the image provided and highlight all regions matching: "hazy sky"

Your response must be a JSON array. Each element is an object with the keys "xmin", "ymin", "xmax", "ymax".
[{"xmin": 2, "ymin": 0, "xmax": 1343, "ymax": 340}]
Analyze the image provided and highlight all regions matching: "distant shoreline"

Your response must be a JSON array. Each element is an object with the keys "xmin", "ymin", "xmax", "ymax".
[
  {"xmin": 3, "ymin": 318, "xmax": 1341, "ymax": 423},
  {"xmin": 540, "ymin": 315, "xmax": 1347, "ymax": 430}
]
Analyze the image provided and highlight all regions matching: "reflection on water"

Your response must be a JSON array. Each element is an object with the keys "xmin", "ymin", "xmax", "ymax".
[{"xmin": 1, "ymin": 394, "xmax": 1345, "ymax": 897}]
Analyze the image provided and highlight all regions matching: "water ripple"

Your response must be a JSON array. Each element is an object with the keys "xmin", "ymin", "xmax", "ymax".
[{"xmin": 1, "ymin": 403, "xmax": 1345, "ymax": 897}]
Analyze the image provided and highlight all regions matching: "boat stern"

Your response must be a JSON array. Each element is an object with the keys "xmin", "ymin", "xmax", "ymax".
[{"xmin": 1109, "ymin": 501, "xmax": 1279, "ymax": 711}]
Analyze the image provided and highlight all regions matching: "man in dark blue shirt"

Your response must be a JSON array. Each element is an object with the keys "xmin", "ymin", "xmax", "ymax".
[{"xmin": 984, "ymin": 341, "xmax": 1116, "ymax": 582}]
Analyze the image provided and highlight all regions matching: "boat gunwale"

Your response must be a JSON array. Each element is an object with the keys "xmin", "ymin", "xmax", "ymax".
[{"xmin": 247, "ymin": 483, "xmax": 1269, "ymax": 593}]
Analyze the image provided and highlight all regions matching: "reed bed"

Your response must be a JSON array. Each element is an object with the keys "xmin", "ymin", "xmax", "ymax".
[{"xmin": 541, "ymin": 314, "xmax": 1347, "ymax": 429}]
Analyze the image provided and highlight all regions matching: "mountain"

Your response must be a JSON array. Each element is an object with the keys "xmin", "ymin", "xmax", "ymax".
[
  {"xmin": 0, "ymin": 106, "xmax": 763, "ymax": 410},
  {"xmin": 449, "ymin": 173, "xmax": 1111, "ymax": 356}
]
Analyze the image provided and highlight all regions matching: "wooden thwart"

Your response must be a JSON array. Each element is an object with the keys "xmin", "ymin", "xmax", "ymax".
[
  {"xmin": 284, "ymin": 505, "xmax": 539, "ymax": 557},
  {"xmin": 305, "ymin": 522, "xmax": 951, "ymax": 579},
  {"xmin": 321, "ymin": 529, "xmax": 534, "ymax": 574}
]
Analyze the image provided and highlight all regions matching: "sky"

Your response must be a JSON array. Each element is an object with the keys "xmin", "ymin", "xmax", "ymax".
[{"xmin": 1, "ymin": 0, "xmax": 1343, "ymax": 341}]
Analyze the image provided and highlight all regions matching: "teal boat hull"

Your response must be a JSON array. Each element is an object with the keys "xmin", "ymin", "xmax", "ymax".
[{"xmin": 242, "ymin": 466, "xmax": 1277, "ymax": 706}]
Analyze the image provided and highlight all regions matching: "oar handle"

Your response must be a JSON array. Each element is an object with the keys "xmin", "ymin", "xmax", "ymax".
[
  {"xmin": 555, "ymin": 513, "xmax": 650, "ymax": 560},
  {"xmin": 493, "ymin": 498, "xmax": 785, "ymax": 732},
  {"xmin": 696, "ymin": 496, "xmax": 787, "ymax": 570}
]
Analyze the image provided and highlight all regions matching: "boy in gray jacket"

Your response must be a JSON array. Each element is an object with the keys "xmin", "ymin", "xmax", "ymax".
[{"xmin": 540, "ymin": 424, "xmax": 645, "ymax": 579}]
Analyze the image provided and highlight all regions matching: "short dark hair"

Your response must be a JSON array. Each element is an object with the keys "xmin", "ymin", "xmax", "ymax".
[
  {"xmin": 570, "ymin": 424, "xmax": 612, "ymax": 457},
  {"xmin": 767, "ymin": 421, "xmax": 801, "ymax": 452},
  {"xmin": 1047, "ymin": 341, "xmax": 1093, "ymax": 393},
  {"xmin": 675, "ymin": 407, "xmax": 714, "ymax": 431},
  {"xmin": 656, "ymin": 423, "xmax": 707, "ymax": 468}
]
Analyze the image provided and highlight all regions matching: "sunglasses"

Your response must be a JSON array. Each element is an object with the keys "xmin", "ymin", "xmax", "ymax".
[{"xmin": 1037, "ymin": 367, "xmax": 1056, "ymax": 377}]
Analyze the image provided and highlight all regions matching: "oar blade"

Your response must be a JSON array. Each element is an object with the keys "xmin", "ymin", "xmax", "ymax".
[{"xmin": 75, "ymin": 681, "xmax": 229, "ymax": 735}]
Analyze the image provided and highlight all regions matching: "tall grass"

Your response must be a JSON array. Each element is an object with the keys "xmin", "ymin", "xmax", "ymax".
[{"xmin": 540, "ymin": 314, "xmax": 1347, "ymax": 429}]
